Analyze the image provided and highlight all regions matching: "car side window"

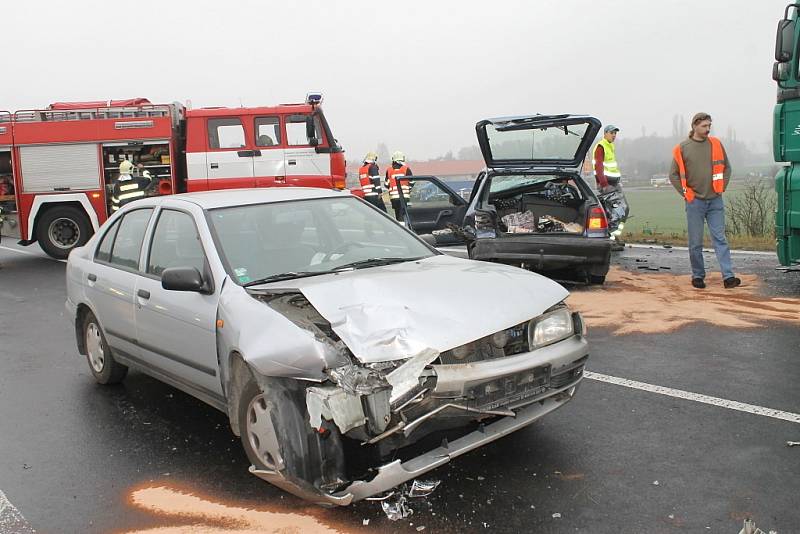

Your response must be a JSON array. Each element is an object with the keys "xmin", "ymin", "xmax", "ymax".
[
  {"xmin": 95, "ymin": 218, "xmax": 121, "ymax": 262},
  {"xmin": 408, "ymin": 180, "xmax": 461, "ymax": 207},
  {"xmin": 108, "ymin": 209, "xmax": 154, "ymax": 270},
  {"xmin": 147, "ymin": 209, "xmax": 206, "ymax": 277},
  {"xmin": 208, "ymin": 118, "xmax": 246, "ymax": 149},
  {"xmin": 255, "ymin": 116, "xmax": 281, "ymax": 147}
]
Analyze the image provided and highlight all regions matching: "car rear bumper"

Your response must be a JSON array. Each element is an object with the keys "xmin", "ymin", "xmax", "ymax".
[{"xmin": 470, "ymin": 234, "xmax": 611, "ymax": 273}]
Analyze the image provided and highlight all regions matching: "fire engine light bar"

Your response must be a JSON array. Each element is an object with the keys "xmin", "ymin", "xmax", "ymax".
[
  {"xmin": 114, "ymin": 120, "xmax": 154, "ymax": 130},
  {"xmin": 306, "ymin": 92, "xmax": 323, "ymax": 105}
]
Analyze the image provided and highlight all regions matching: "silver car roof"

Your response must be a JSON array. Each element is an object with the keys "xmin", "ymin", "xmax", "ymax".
[{"xmin": 163, "ymin": 187, "xmax": 349, "ymax": 210}]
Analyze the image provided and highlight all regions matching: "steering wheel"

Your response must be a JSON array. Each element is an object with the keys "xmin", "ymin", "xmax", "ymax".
[{"xmin": 322, "ymin": 241, "xmax": 362, "ymax": 262}]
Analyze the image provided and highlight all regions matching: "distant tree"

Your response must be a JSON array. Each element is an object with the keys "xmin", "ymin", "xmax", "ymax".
[
  {"xmin": 679, "ymin": 115, "xmax": 687, "ymax": 137},
  {"xmin": 457, "ymin": 145, "xmax": 482, "ymax": 160},
  {"xmin": 376, "ymin": 142, "xmax": 390, "ymax": 164}
]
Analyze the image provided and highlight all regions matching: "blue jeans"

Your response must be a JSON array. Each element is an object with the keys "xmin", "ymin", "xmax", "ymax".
[{"xmin": 685, "ymin": 196, "xmax": 734, "ymax": 280}]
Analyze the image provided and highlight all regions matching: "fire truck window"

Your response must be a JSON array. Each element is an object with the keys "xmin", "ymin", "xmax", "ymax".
[
  {"xmin": 286, "ymin": 115, "xmax": 324, "ymax": 146},
  {"xmin": 147, "ymin": 210, "xmax": 206, "ymax": 278},
  {"xmin": 255, "ymin": 117, "xmax": 281, "ymax": 147},
  {"xmin": 95, "ymin": 218, "xmax": 121, "ymax": 263},
  {"xmin": 109, "ymin": 208, "xmax": 153, "ymax": 270},
  {"xmin": 208, "ymin": 118, "xmax": 246, "ymax": 149}
]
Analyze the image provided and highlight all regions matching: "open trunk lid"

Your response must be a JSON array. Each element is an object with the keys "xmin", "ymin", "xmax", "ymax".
[{"xmin": 476, "ymin": 115, "xmax": 601, "ymax": 170}]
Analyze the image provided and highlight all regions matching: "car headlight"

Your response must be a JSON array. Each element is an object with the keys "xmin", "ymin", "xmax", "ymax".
[{"xmin": 528, "ymin": 307, "xmax": 574, "ymax": 350}]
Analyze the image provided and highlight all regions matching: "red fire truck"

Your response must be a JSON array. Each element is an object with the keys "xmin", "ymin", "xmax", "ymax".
[{"xmin": 0, "ymin": 94, "xmax": 347, "ymax": 258}]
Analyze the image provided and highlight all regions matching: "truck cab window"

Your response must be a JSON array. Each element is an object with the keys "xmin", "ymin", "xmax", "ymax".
[
  {"xmin": 286, "ymin": 114, "xmax": 323, "ymax": 146},
  {"xmin": 255, "ymin": 117, "xmax": 281, "ymax": 147},
  {"xmin": 208, "ymin": 118, "xmax": 246, "ymax": 149}
]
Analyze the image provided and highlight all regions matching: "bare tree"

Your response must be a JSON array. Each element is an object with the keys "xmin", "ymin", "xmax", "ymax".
[{"xmin": 725, "ymin": 179, "xmax": 776, "ymax": 237}]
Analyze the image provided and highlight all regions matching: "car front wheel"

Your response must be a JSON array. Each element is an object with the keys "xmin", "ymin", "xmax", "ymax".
[{"xmin": 83, "ymin": 311, "xmax": 128, "ymax": 384}]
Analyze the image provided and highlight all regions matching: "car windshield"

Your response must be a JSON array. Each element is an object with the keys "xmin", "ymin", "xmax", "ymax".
[
  {"xmin": 486, "ymin": 122, "xmax": 589, "ymax": 162},
  {"xmin": 208, "ymin": 197, "xmax": 435, "ymax": 285},
  {"xmin": 490, "ymin": 175, "xmax": 560, "ymax": 194}
]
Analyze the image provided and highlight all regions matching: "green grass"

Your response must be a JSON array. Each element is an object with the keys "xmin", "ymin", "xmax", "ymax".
[{"xmin": 619, "ymin": 184, "xmax": 776, "ymax": 251}]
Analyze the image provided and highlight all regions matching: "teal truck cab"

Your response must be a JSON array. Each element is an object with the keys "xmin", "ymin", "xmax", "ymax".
[{"xmin": 773, "ymin": 3, "xmax": 800, "ymax": 267}]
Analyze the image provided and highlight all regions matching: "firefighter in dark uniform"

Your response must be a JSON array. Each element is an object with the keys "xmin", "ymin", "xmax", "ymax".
[
  {"xmin": 385, "ymin": 151, "xmax": 413, "ymax": 222},
  {"xmin": 358, "ymin": 151, "xmax": 387, "ymax": 212},
  {"xmin": 111, "ymin": 160, "xmax": 152, "ymax": 212}
]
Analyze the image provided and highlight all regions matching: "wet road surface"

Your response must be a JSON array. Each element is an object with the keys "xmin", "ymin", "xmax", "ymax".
[{"xmin": 1, "ymin": 241, "xmax": 798, "ymax": 533}]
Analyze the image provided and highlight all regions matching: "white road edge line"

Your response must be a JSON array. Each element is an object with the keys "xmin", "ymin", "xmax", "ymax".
[
  {"xmin": 584, "ymin": 371, "xmax": 800, "ymax": 424},
  {"xmin": 0, "ymin": 245, "xmax": 66, "ymax": 263},
  {"xmin": 625, "ymin": 243, "xmax": 775, "ymax": 256},
  {"xmin": 0, "ymin": 489, "xmax": 35, "ymax": 533}
]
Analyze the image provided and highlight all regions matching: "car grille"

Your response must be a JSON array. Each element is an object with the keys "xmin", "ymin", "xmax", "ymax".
[
  {"xmin": 550, "ymin": 357, "xmax": 587, "ymax": 389},
  {"xmin": 438, "ymin": 321, "xmax": 529, "ymax": 365}
]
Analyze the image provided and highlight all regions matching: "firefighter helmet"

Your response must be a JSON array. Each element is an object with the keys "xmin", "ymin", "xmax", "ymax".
[
  {"xmin": 119, "ymin": 160, "xmax": 134, "ymax": 175},
  {"xmin": 391, "ymin": 151, "xmax": 406, "ymax": 163},
  {"xmin": 364, "ymin": 151, "xmax": 378, "ymax": 163}
]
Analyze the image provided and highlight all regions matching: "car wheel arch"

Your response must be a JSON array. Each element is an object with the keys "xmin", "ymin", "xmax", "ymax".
[{"xmin": 224, "ymin": 351, "xmax": 254, "ymax": 437}]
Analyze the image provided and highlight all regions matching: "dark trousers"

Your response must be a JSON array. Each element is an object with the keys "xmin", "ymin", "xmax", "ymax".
[
  {"xmin": 390, "ymin": 198, "xmax": 406, "ymax": 221},
  {"xmin": 365, "ymin": 195, "xmax": 387, "ymax": 212}
]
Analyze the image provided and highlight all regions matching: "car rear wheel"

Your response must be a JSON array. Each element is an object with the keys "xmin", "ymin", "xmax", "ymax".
[
  {"xmin": 238, "ymin": 376, "xmax": 345, "ymax": 486},
  {"xmin": 588, "ymin": 274, "xmax": 606, "ymax": 285},
  {"xmin": 83, "ymin": 311, "xmax": 128, "ymax": 384}
]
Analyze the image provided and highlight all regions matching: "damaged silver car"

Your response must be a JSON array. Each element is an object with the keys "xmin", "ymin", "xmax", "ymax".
[{"xmin": 65, "ymin": 187, "xmax": 589, "ymax": 505}]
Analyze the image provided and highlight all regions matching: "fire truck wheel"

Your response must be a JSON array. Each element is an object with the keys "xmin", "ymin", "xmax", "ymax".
[
  {"xmin": 36, "ymin": 205, "xmax": 93, "ymax": 259},
  {"xmin": 83, "ymin": 311, "xmax": 128, "ymax": 385}
]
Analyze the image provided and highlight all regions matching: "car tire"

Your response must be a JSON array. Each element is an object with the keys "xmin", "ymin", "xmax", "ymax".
[
  {"xmin": 588, "ymin": 274, "xmax": 606, "ymax": 285},
  {"xmin": 83, "ymin": 311, "xmax": 128, "ymax": 384},
  {"xmin": 238, "ymin": 376, "xmax": 345, "ymax": 486},
  {"xmin": 36, "ymin": 205, "xmax": 93, "ymax": 259}
]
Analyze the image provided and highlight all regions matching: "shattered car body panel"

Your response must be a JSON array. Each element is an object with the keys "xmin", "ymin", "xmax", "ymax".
[{"xmin": 65, "ymin": 187, "xmax": 590, "ymax": 507}]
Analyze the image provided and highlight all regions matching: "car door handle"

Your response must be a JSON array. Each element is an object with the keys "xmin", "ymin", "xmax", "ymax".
[
  {"xmin": 440, "ymin": 210, "xmax": 453, "ymax": 216},
  {"xmin": 210, "ymin": 163, "xmax": 219, "ymax": 169},
  {"xmin": 137, "ymin": 289, "xmax": 150, "ymax": 300},
  {"xmin": 87, "ymin": 273, "xmax": 97, "ymax": 282},
  {"xmin": 287, "ymin": 159, "xmax": 297, "ymax": 165}
]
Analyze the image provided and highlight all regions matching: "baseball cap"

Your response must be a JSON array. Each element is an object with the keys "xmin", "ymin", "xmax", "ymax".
[{"xmin": 604, "ymin": 124, "xmax": 620, "ymax": 133}]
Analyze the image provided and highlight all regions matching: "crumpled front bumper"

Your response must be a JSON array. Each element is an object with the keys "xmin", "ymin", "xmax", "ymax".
[{"xmin": 250, "ymin": 378, "xmax": 582, "ymax": 505}]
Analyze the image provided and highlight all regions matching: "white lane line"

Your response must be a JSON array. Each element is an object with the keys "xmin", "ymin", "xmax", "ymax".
[
  {"xmin": 0, "ymin": 490, "xmax": 35, "ymax": 533},
  {"xmin": 0, "ymin": 245, "xmax": 66, "ymax": 263},
  {"xmin": 584, "ymin": 371, "xmax": 800, "ymax": 425},
  {"xmin": 626, "ymin": 243, "xmax": 775, "ymax": 256}
]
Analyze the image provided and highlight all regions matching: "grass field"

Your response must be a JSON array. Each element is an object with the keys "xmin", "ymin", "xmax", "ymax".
[{"xmin": 618, "ymin": 184, "xmax": 776, "ymax": 251}]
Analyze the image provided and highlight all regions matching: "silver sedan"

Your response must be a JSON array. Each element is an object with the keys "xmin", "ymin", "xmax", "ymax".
[{"xmin": 65, "ymin": 187, "xmax": 589, "ymax": 505}]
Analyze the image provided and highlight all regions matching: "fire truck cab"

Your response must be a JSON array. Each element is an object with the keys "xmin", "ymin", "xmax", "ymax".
[{"xmin": 0, "ymin": 94, "xmax": 346, "ymax": 259}]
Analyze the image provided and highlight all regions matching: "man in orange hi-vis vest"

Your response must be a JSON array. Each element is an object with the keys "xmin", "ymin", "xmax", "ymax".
[{"xmin": 669, "ymin": 112, "xmax": 740, "ymax": 289}]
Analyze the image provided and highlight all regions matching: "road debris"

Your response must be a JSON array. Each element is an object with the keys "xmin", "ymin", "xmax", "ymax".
[
  {"xmin": 738, "ymin": 518, "xmax": 777, "ymax": 534},
  {"xmin": 652, "ymin": 480, "xmax": 660, "ymax": 486},
  {"xmin": 375, "ymin": 479, "xmax": 441, "ymax": 521},
  {"xmin": 786, "ymin": 440, "xmax": 800, "ymax": 447},
  {"xmin": 552, "ymin": 512, "xmax": 562, "ymax": 519}
]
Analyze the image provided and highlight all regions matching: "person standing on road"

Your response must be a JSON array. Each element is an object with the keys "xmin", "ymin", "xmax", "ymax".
[
  {"xmin": 669, "ymin": 112, "xmax": 740, "ymax": 289},
  {"xmin": 593, "ymin": 124, "xmax": 629, "ymax": 249},
  {"xmin": 358, "ymin": 152, "xmax": 387, "ymax": 212},
  {"xmin": 385, "ymin": 151, "xmax": 413, "ymax": 222}
]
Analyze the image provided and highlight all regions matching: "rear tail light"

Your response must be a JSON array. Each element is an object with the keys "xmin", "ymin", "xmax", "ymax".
[
  {"xmin": 586, "ymin": 206, "xmax": 608, "ymax": 236},
  {"xmin": 331, "ymin": 153, "xmax": 346, "ymax": 190}
]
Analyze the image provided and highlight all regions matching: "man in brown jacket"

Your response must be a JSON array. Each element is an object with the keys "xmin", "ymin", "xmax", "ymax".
[{"xmin": 669, "ymin": 112, "xmax": 740, "ymax": 289}]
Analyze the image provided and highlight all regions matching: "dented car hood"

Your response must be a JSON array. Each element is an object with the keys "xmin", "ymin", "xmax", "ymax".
[{"xmin": 261, "ymin": 254, "xmax": 568, "ymax": 363}]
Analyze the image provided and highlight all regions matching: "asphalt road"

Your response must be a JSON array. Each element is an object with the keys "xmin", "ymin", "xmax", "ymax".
[{"xmin": 1, "ymin": 241, "xmax": 798, "ymax": 533}]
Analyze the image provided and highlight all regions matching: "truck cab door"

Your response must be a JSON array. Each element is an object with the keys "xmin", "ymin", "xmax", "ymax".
[
  {"xmin": 284, "ymin": 114, "xmax": 331, "ymax": 188},
  {"xmin": 205, "ymin": 116, "xmax": 255, "ymax": 189},
  {"xmin": 253, "ymin": 115, "xmax": 286, "ymax": 187},
  {"xmin": 404, "ymin": 176, "xmax": 469, "ymax": 245}
]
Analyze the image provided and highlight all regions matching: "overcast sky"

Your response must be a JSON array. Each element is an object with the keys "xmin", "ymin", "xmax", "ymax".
[{"xmin": 4, "ymin": 0, "xmax": 786, "ymax": 161}]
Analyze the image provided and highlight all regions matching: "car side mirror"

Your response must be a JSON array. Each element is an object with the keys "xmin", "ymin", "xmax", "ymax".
[
  {"xmin": 162, "ymin": 266, "xmax": 207, "ymax": 293},
  {"xmin": 306, "ymin": 116, "xmax": 319, "ymax": 146},
  {"xmin": 774, "ymin": 61, "xmax": 791, "ymax": 82}
]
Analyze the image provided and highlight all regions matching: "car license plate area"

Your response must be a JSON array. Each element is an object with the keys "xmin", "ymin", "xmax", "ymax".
[{"xmin": 467, "ymin": 365, "xmax": 550, "ymax": 411}]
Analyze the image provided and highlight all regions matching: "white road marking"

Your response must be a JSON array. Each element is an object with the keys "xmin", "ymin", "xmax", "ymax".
[
  {"xmin": 625, "ymin": 243, "xmax": 775, "ymax": 256},
  {"xmin": 584, "ymin": 371, "xmax": 800, "ymax": 424},
  {"xmin": 0, "ymin": 490, "xmax": 35, "ymax": 533},
  {"xmin": 0, "ymin": 245, "xmax": 66, "ymax": 263}
]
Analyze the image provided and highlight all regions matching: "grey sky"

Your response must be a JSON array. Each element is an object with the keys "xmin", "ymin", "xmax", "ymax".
[{"xmin": 4, "ymin": 0, "xmax": 785, "ymax": 161}]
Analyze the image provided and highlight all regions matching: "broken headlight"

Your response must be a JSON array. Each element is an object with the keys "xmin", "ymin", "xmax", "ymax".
[{"xmin": 528, "ymin": 307, "xmax": 574, "ymax": 350}]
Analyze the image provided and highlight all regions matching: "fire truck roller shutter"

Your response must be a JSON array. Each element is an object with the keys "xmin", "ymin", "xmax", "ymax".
[{"xmin": 19, "ymin": 143, "xmax": 100, "ymax": 192}]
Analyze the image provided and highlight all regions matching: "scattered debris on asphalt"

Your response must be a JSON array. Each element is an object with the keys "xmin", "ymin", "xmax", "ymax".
[
  {"xmin": 373, "ymin": 479, "xmax": 441, "ymax": 521},
  {"xmin": 738, "ymin": 518, "xmax": 777, "ymax": 534},
  {"xmin": 787, "ymin": 440, "xmax": 800, "ymax": 447},
  {"xmin": 552, "ymin": 512, "xmax": 562, "ymax": 519}
]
